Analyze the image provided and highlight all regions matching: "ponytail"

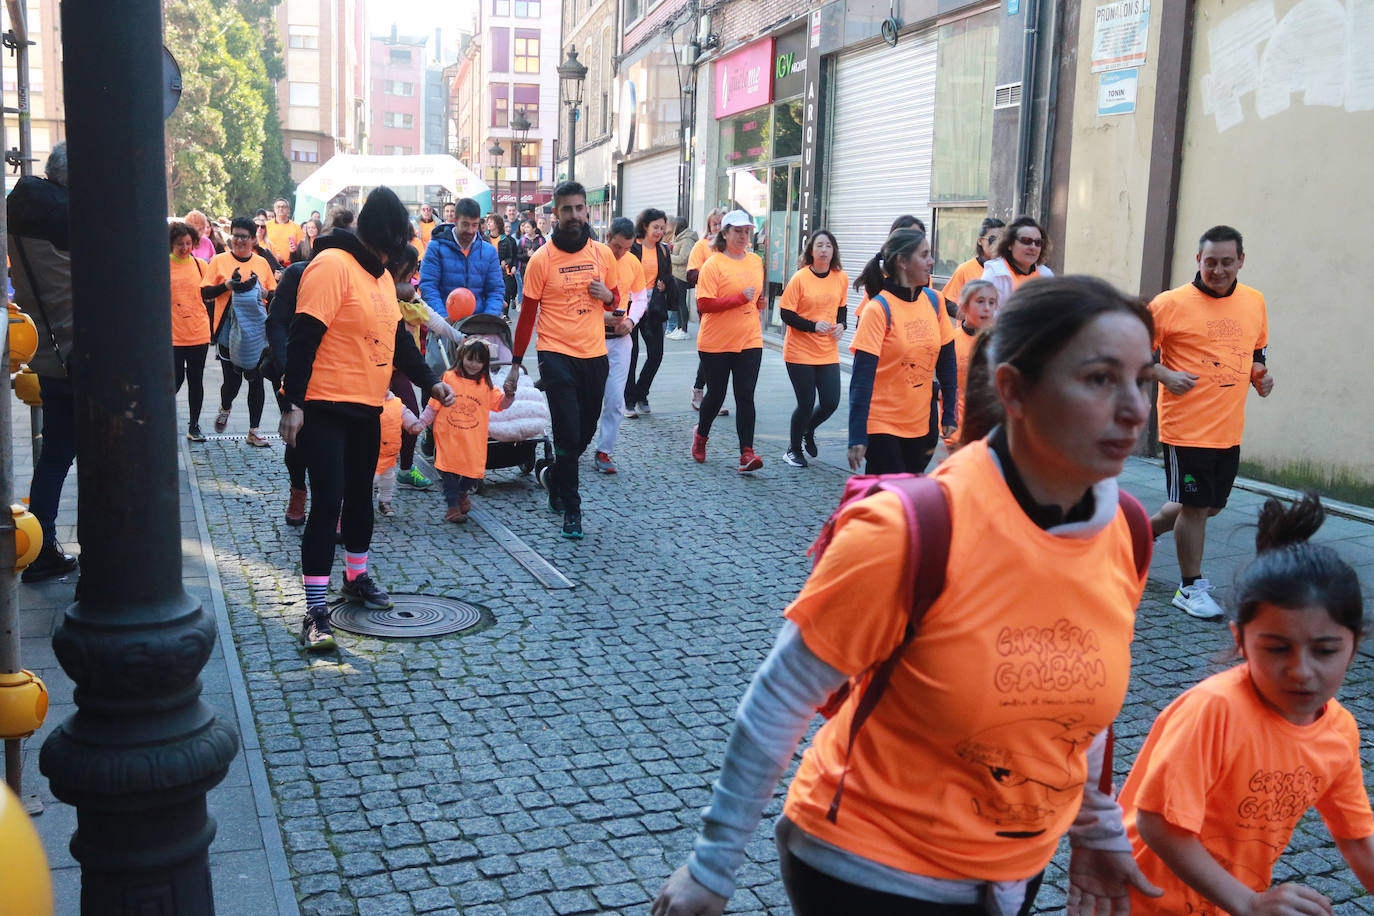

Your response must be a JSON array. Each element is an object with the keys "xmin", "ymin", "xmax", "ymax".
[
  {"xmin": 957, "ymin": 329, "xmax": 1001, "ymax": 447},
  {"xmin": 1255, "ymin": 493, "xmax": 1325, "ymax": 554},
  {"xmin": 854, "ymin": 228, "xmax": 927, "ymax": 298}
]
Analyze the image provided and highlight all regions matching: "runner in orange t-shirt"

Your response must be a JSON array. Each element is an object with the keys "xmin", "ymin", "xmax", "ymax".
[
  {"xmin": 691, "ymin": 210, "xmax": 766, "ymax": 472},
  {"xmin": 503, "ymin": 181, "xmax": 619, "ymax": 539},
  {"xmin": 655, "ymin": 276, "xmax": 1161, "ymax": 916},
  {"xmin": 685, "ymin": 208, "xmax": 725, "ymax": 411},
  {"xmin": 169, "ymin": 221, "xmax": 211, "ymax": 441},
  {"xmin": 778, "ymin": 229, "xmax": 848, "ymax": 468},
  {"xmin": 280, "ymin": 187, "xmax": 455, "ymax": 651},
  {"xmin": 1145, "ymin": 225, "xmax": 1275, "ymax": 622},
  {"xmin": 1120, "ymin": 495, "xmax": 1374, "ymax": 915},
  {"xmin": 941, "ymin": 278, "xmax": 998, "ymax": 452},
  {"xmin": 265, "ymin": 198, "xmax": 302, "ymax": 265},
  {"xmin": 847, "ymin": 228, "xmax": 957, "ymax": 474}
]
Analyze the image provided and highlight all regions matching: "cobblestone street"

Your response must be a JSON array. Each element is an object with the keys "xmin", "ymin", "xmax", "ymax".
[{"xmin": 20, "ymin": 340, "xmax": 1374, "ymax": 914}]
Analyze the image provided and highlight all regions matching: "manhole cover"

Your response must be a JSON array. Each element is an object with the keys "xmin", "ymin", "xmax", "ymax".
[{"xmin": 329, "ymin": 594, "xmax": 492, "ymax": 638}]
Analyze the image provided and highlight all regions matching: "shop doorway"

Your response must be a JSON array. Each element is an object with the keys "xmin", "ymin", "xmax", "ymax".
[{"xmin": 723, "ymin": 161, "xmax": 800, "ymax": 329}]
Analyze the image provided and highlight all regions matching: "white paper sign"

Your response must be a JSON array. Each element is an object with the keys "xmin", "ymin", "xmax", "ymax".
[{"xmin": 1092, "ymin": 1, "xmax": 1152, "ymax": 72}]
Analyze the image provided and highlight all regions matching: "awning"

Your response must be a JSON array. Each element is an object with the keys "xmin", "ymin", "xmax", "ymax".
[{"xmin": 292, "ymin": 154, "xmax": 492, "ymax": 221}]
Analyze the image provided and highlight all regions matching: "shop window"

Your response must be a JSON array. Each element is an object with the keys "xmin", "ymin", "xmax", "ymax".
[
  {"xmin": 931, "ymin": 9, "xmax": 998, "ymax": 205},
  {"xmin": 514, "ymin": 30, "xmax": 540, "ymax": 73},
  {"xmin": 492, "ymin": 84, "xmax": 509, "ymax": 127},
  {"xmin": 932, "ymin": 207, "xmax": 988, "ymax": 280},
  {"xmin": 491, "ymin": 28, "xmax": 510, "ymax": 71},
  {"xmin": 772, "ymin": 100, "xmax": 803, "ymax": 159},
  {"xmin": 513, "ymin": 84, "xmax": 539, "ymax": 128},
  {"xmin": 717, "ymin": 105, "xmax": 771, "ymax": 171}
]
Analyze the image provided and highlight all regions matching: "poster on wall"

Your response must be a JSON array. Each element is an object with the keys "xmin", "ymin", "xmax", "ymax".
[
  {"xmin": 1091, "ymin": 0, "xmax": 1151, "ymax": 72},
  {"xmin": 1097, "ymin": 68, "xmax": 1139, "ymax": 115}
]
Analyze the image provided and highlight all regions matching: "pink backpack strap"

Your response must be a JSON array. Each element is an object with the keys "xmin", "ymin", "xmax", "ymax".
[
  {"xmin": 826, "ymin": 476, "xmax": 950, "ymax": 823},
  {"xmin": 1098, "ymin": 489, "xmax": 1151, "ymax": 796}
]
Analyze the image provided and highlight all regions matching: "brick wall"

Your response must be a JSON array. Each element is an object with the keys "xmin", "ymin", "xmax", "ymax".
[{"xmin": 713, "ymin": 0, "xmax": 814, "ymax": 51}]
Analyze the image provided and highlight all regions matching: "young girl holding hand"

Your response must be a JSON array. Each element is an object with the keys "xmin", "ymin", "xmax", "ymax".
[{"xmin": 1118, "ymin": 493, "xmax": 1374, "ymax": 916}]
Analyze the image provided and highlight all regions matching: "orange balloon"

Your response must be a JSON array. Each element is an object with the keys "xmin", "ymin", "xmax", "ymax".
[{"xmin": 445, "ymin": 288, "xmax": 477, "ymax": 321}]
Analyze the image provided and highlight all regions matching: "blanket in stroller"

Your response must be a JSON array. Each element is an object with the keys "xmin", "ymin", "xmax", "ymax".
[{"xmin": 487, "ymin": 373, "xmax": 548, "ymax": 442}]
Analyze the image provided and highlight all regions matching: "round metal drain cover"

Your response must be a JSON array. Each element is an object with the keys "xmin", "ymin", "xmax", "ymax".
[{"xmin": 330, "ymin": 594, "xmax": 492, "ymax": 638}]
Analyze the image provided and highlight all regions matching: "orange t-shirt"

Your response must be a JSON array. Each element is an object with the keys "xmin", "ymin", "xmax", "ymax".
[
  {"xmin": 850, "ymin": 289, "xmax": 955, "ymax": 438},
  {"xmin": 1150, "ymin": 282, "xmax": 1268, "ymax": 449},
  {"xmin": 522, "ymin": 240, "xmax": 619, "ymax": 359},
  {"xmin": 428, "ymin": 371, "xmax": 507, "ymax": 478},
  {"xmin": 695, "ymin": 252, "xmax": 765, "ymax": 353},
  {"xmin": 780, "ymin": 267, "xmax": 849, "ymax": 365},
  {"xmin": 170, "ymin": 255, "xmax": 210, "ymax": 346},
  {"xmin": 375, "ymin": 396, "xmax": 405, "ymax": 475},
  {"xmin": 615, "ymin": 252, "xmax": 647, "ymax": 299},
  {"xmin": 264, "ymin": 220, "xmax": 301, "ymax": 264},
  {"xmin": 1119, "ymin": 664, "xmax": 1372, "ymax": 915},
  {"xmin": 204, "ymin": 252, "xmax": 277, "ymax": 333},
  {"xmin": 782, "ymin": 440, "xmax": 1145, "ymax": 881},
  {"xmin": 687, "ymin": 238, "xmax": 715, "ymax": 274},
  {"xmin": 941, "ymin": 324, "xmax": 980, "ymax": 449},
  {"xmin": 296, "ymin": 248, "xmax": 401, "ymax": 407},
  {"xmin": 638, "ymin": 243, "xmax": 660, "ymax": 290},
  {"xmin": 939, "ymin": 258, "xmax": 983, "ymax": 313}
]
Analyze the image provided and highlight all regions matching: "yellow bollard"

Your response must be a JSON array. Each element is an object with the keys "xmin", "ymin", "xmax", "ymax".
[
  {"xmin": 0, "ymin": 782, "xmax": 54, "ymax": 915},
  {"xmin": 7, "ymin": 305, "xmax": 37, "ymax": 374},
  {"xmin": 0, "ymin": 671, "xmax": 47, "ymax": 740},
  {"xmin": 10, "ymin": 506, "xmax": 41, "ymax": 571},
  {"xmin": 12, "ymin": 369, "xmax": 40, "ymax": 407}
]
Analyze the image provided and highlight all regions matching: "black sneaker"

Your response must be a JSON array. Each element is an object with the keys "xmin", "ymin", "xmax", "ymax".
[
  {"xmin": 186, "ymin": 423, "xmax": 206, "ymax": 442},
  {"xmin": 21, "ymin": 543, "xmax": 79, "ymax": 583},
  {"xmin": 299, "ymin": 606, "xmax": 336, "ymax": 651},
  {"xmin": 561, "ymin": 511, "xmax": 583, "ymax": 539},
  {"xmin": 803, "ymin": 430, "xmax": 819, "ymax": 458},
  {"xmin": 339, "ymin": 574, "xmax": 394, "ymax": 609},
  {"xmin": 782, "ymin": 448, "xmax": 808, "ymax": 468}
]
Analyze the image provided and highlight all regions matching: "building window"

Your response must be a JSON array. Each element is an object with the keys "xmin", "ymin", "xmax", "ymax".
[
  {"xmin": 514, "ymin": 0, "xmax": 540, "ymax": 16},
  {"xmin": 385, "ymin": 81, "xmax": 415, "ymax": 97},
  {"xmin": 513, "ymin": 84, "xmax": 539, "ymax": 128},
  {"xmin": 491, "ymin": 84, "xmax": 509, "ymax": 128},
  {"xmin": 517, "ymin": 140, "xmax": 539, "ymax": 169},
  {"xmin": 288, "ymin": 26, "xmax": 319, "ymax": 50},
  {"xmin": 625, "ymin": 0, "xmax": 642, "ymax": 25},
  {"xmin": 493, "ymin": 0, "xmax": 509, "ymax": 13},
  {"xmin": 289, "ymin": 138, "xmax": 319, "ymax": 163},
  {"xmin": 383, "ymin": 145, "xmax": 414, "ymax": 155},
  {"xmin": 383, "ymin": 112, "xmax": 415, "ymax": 129},
  {"xmin": 289, "ymin": 82, "xmax": 320, "ymax": 107},
  {"xmin": 513, "ymin": 29, "xmax": 539, "ymax": 74},
  {"xmin": 389, "ymin": 48, "xmax": 412, "ymax": 64},
  {"xmin": 491, "ymin": 27, "xmax": 510, "ymax": 72}
]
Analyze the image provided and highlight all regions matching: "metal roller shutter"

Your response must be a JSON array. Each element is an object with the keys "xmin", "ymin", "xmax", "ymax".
[
  {"xmin": 824, "ymin": 28, "xmax": 937, "ymax": 352},
  {"xmin": 619, "ymin": 149, "xmax": 681, "ymax": 223}
]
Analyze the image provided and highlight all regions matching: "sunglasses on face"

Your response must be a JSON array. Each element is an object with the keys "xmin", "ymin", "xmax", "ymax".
[
  {"xmin": 231, "ymin": 234, "xmax": 253, "ymax": 241},
  {"xmin": 1015, "ymin": 236, "xmax": 1043, "ymax": 247}
]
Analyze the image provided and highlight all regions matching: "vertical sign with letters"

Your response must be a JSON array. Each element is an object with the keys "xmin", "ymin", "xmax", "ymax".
[{"xmin": 797, "ymin": 10, "xmax": 823, "ymax": 245}]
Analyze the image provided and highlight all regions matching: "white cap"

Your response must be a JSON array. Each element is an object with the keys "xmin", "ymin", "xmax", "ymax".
[{"xmin": 720, "ymin": 210, "xmax": 753, "ymax": 229}]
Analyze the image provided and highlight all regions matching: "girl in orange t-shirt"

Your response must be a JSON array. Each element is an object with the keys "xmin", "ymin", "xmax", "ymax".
[
  {"xmin": 847, "ymin": 228, "xmax": 957, "ymax": 475},
  {"xmin": 940, "ymin": 279, "xmax": 999, "ymax": 453},
  {"xmin": 371, "ymin": 390, "xmax": 422, "ymax": 517},
  {"xmin": 170, "ymin": 221, "xmax": 211, "ymax": 442},
  {"xmin": 691, "ymin": 210, "xmax": 766, "ymax": 473},
  {"xmin": 1118, "ymin": 494, "xmax": 1374, "ymax": 916},
  {"xmin": 414, "ymin": 338, "xmax": 513, "ymax": 523},
  {"xmin": 779, "ymin": 230, "xmax": 848, "ymax": 469},
  {"xmin": 656, "ymin": 276, "xmax": 1160, "ymax": 916}
]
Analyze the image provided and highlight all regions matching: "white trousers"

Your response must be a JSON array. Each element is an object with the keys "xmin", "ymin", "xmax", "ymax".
[{"xmin": 596, "ymin": 334, "xmax": 632, "ymax": 455}]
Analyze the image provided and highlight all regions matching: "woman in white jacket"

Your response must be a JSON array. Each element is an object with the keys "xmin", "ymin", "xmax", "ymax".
[{"xmin": 981, "ymin": 216, "xmax": 1053, "ymax": 302}]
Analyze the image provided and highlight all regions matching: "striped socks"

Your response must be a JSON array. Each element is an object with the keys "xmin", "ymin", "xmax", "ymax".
[
  {"xmin": 302, "ymin": 575, "xmax": 329, "ymax": 609},
  {"xmin": 344, "ymin": 552, "xmax": 368, "ymax": 582}
]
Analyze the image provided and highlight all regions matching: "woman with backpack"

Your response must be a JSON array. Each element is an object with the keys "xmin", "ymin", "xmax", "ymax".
[
  {"xmin": 847, "ymin": 228, "xmax": 957, "ymax": 474},
  {"xmin": 653, "ymin": 275, "xmax": 1162, "ymax": 916}
]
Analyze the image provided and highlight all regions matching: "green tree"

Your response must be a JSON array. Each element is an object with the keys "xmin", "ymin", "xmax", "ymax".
[{"xmin": 164, "ymin": 0, "xmax": 230, "ymax": 217}]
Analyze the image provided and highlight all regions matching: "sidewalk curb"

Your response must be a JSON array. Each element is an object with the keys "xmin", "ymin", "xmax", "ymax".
[
  {"xmin": 180, "ymin": 439, "xmax": 301, "ymax": 916},
  {"xmin": 1133, "ymin": 457, "xmax": 1374, "ymax": 524}
]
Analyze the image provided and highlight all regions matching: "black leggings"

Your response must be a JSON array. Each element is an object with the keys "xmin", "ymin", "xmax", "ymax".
[
  {"xmin": 174, "ymin": 344, "xmax": 208, "ymax": 425},
  {"xmin": 299, "ymin": 405, "xmax": 380, "ymax": 577},
  {"xmin": 389, "ymin": 370, "xmax": 420, "ymax": 470},
  {"xmin": 271, "ymin": 376, "xmax": 308, "ymax": 491},
  {"xmin": 624, "ymin": 315, "xmax": 665, "ymax": 405},
  {"xmin": 674, "ymin": 278, "xmax": 690, "ymax": 330},
  {"xmin": 696, "ymin": 348, "xmax": 761, "ymax": 449},
  {"xmin": 220, "ymin": 359, "xmax": 265, "ymax": 428},
  {"xmin": 779, "ymin": 839, "xmax": 1042, "ymax": 916},
  {"xmin": 785, "ymin": 361, "xmax": 840, "ymax": 453}
]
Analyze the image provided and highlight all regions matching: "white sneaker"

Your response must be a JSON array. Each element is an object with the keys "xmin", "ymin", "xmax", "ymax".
[
  {"xmin": 1173, "ymin": 579, "xmax": 1225, "ymax": 619},
  {"xmin": 667, "ymin": 328, "xmax": 688, "ymax": 340}
]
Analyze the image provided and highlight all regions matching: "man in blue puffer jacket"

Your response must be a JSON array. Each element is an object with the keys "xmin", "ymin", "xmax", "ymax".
[{"xmin": 419, "ymin": 196, "xmax": 505, "ymax": 317}]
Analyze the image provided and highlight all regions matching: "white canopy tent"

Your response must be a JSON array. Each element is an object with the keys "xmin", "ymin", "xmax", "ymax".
[{"xmin": 292, "ymin": 154, "xmax": 491, "ymax": 222}]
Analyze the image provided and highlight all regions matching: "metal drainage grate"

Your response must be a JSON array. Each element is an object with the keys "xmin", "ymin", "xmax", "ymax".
[{"xmin": 329, "ymin": 594, "xmax": 493, "ymax": 638}]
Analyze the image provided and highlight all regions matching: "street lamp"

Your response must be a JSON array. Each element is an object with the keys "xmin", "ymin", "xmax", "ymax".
[
  {"xmin": 488, "ymin": 138, "xmax": 505, "ymax": 211},
  {"xmin": 557, "ymin": 48, "xmax": 587, "ymax": 182},
  {"xmin": 511, "ymin": 109, "xmax": 531, "ymax": 217}
]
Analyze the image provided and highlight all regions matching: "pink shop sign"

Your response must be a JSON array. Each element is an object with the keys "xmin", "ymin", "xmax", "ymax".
[{"xmin": 715, "ymin": 38, "xmax": 773, "ymax": 118}]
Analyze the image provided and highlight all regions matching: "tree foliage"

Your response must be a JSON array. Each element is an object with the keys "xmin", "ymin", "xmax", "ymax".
[{"xmin": 164, "ymin": 0, "xmax": 293, "ymax": 218}]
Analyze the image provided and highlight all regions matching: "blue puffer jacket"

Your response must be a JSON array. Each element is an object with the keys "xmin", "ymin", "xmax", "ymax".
[{"xmin": 419, "ymin": 224, "xmax": 505, "ymax": 317}]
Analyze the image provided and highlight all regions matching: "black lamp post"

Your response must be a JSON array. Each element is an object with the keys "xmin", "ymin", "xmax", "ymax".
[
  {"xmin": 511, "ymin": 110, "xmax": 531, "ymax": 216},
  {"xmin": 488, "ymin": 138, "xmax": 505, "ymax": 212},
  {"xmin": 557, "ymin": 48, "xmax": 587, "ymax": 183}
]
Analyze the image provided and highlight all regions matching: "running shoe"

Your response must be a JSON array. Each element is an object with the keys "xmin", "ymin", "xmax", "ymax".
[
  {"xmin": 340, "ymin": 574, "xmax": 394, "ymax": 610},
  {"xmin": 398, "ymin": 467, "xmax": 432, "ymax": 489},
  {"xmin": 299, "ymin": 606, "xmax": 336, "ymax": 651},
  {"xmin": 186, "ymin": 423, "xmax": 206, "ymax": 442},
  {"xmin": 690, "ymin": 388, "xmax": 704, "ymax": 411},
  {"xmin": 562, "ymin": 510, "xmax": 583, "ymax": 539},
  {"xmin": 377, "ymin": 500, "xmax": 395, "ymax": 517},
  {"xmin": 666, "ymin": 328, "xmax": 689, "ymax": 340},
  {"xmin": 691, "ymin": 426, "xmax": 708, "ymax": 463},
  {"xmin": 444, "ymin": 505, "xmax": 467, "ymax": 523},
  {"xmin": 782, "ymin": 449, "xmax": 807, "ymax": 468},
  {"xmin": 636, "ymin": 400, "xmax": 651, "ymax": 416},
  {"xmin": 803, "ymin": 430, "xmax": 819, "ymax": 458},
  {"xmin": 285, "ymin": 488, "xmax": 307, "ymax": 527},
  {"xmin": 622, "ymin": 405, "xmax": 638, "ymax": 419},
  {"xmin": 214, "ymin": 407, "xmax": 231, "ymax": 434},
  {"xmin": 738, "ymin": 448, "xmax": 763, "ymax": 473},
  {"xmin": 245, "ymin": 429, "xmax": 271, "ymax": 448},
  {"xmin": 1172, "ymin": 579, "xmax": 1225, "ymax": 620},
  {"xmin": 595, "ymin": 451, "xmax": 617, "ymax": 474}
]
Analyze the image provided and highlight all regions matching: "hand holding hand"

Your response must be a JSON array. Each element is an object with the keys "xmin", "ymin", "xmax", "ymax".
[
  {"xmin": 431, "ymin": 381, "xmax": 455, "ymax": 407},
  {"xmin": 1242, "ymin": 884, "xmax": 1333, "ymax": 916},
  {"xmin": 847, "ymin": 444, "xmax": 866, "ymax": 471},
  {"xmin": 1251, "ymin": 364, "xmax": 1274, "ymax": 397},
  {"xmin": 651, "ymin": 865, "xmax": 727, "ymax": 916},
  {"xmin": 614, "ymin": 318, "xmax": 634, "ymax": 337},
  {"xmin": 503, "ymin": 366, "xmax": 520, "ymax": 397}
]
